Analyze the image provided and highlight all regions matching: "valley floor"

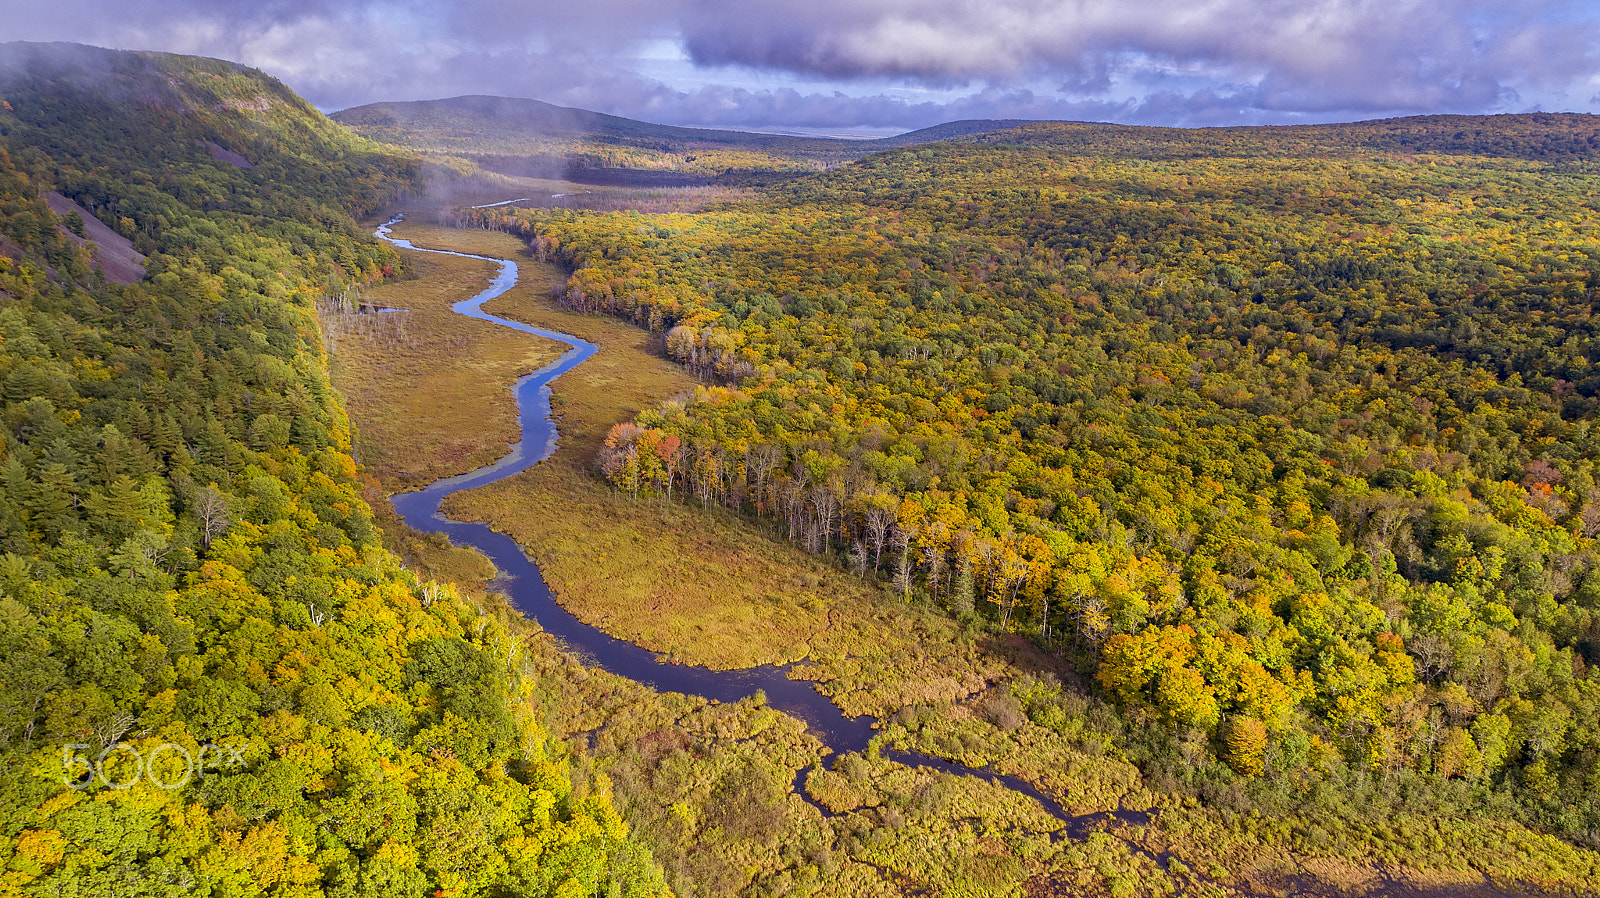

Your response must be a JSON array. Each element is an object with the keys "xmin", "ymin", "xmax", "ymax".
[{"xmin": 329, "ymin": 217, "xmax": 1600, "ymax": 898}]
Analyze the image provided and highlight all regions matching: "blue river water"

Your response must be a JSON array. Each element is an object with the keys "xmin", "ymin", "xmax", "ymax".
[
  {"xmin": 374, "ymin": 215, "xmax": 1176, "ymax": 836},
  {"xmin": 374, "ymin": 216, "xmax": 880, "ymax": 754}
]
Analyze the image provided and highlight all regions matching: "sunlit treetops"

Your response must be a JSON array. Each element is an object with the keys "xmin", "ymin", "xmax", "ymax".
[{"xmin": 475, "ymin": 120, "xmax": 1600, "ymax": 838}]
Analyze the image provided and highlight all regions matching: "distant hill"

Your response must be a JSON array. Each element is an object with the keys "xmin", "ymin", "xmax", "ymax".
[
  {"xmin": 335, "ymin": 95, "xmax": 1600, "ymax": 189},
  {"xmin": 954, "ymin": 113, "xmax": 1600, "ymax": 162},
  {"xmin": 332, "ymin": 95, "xmax": 1030, "ymax": 182}
]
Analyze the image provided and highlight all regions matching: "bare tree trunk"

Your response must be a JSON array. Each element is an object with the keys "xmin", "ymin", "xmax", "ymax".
[
  {"xmin": 849, "ymin": 541, "xmax": 869, "ymax": 578},
  {"xmin": 811, "ymin": 483, "xmax": 840, "ymax": 554},
  {"xmin": 195, "ymin": 485, "xmax": 232, "ymax": 549},
  {"xmin": 891, "ymin": 526, "xmax": 914, "ymax": 601},
  {"xmin": 866, "ymin": 506, "xmax": 891, "ymax": 571}
]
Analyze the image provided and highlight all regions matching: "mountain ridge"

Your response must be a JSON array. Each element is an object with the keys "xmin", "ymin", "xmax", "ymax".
[
  {"xmin": 332, "ymin": 94, "xmax": 1034, "ymax": 179},
  {"xmin": 333, "ymin": 93, "xmax": 1030, "ymax": 152}
]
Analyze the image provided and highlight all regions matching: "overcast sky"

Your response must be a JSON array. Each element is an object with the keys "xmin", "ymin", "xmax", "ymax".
[{"xmin": 5, "ymin": 0, "xmax": 1599, "ymax": 133}]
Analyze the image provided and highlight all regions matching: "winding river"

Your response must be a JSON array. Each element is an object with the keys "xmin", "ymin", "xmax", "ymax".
[
  {"xmin": 375, "ymin": 215, "xmax": 878, "ymax": 754},
  {"xmin": 373, "ymin": 212, "xmax": 1168, "ymax": 832}
]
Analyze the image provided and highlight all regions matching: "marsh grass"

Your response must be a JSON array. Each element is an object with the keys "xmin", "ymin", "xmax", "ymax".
[{"xmin": 327, "ymin": 237, "xmax": 567, "ymax": 489}]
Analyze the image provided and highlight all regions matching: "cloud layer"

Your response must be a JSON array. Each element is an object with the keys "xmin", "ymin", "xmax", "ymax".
[{"xmin": 5, "ymin": 0, "xmax": 1599, "ymax": 129}]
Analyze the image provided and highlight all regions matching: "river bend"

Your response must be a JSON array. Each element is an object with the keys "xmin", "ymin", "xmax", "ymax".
[{"xmin": 375, "ymin": 215, "xmax": 878, "ymax": 753}]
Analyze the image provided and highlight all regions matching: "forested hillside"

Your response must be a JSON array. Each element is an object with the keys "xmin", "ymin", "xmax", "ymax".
[
  {"xmin": 475, "ymin": 114, "xmax": 1600, "ymax": 845},
  {"xmin": 0, "ymin": 43, "xmax": 665, "ymax": 897}
]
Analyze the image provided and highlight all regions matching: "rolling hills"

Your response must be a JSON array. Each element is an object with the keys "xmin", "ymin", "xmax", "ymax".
[{"xmin": 332, "ymin": 94, "xmax": 1031, "ymax": 182}]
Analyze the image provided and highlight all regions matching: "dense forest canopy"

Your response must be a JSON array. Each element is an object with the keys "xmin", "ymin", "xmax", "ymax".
[
  {"xmin": 476, "ymin": 114, "xmax": 1600, "ymax": 840},
  {"xmin": 0, "ymin": 42, "xmax": 666, "ymax": 897}
]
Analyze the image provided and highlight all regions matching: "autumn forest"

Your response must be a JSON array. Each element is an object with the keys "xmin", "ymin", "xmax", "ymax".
[
  {"xmin": 471, "ymin": 117, "xmax": 1600, "ymax": 880},
  {"xmin": 5, "ymin": 36, "xmax": 1600, "ymax": 898}
]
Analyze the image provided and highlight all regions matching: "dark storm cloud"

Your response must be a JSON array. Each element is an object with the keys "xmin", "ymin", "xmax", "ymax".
[{"xmin": 3, "ymin": 0, "xmax": 1597, "ymax": 127}]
